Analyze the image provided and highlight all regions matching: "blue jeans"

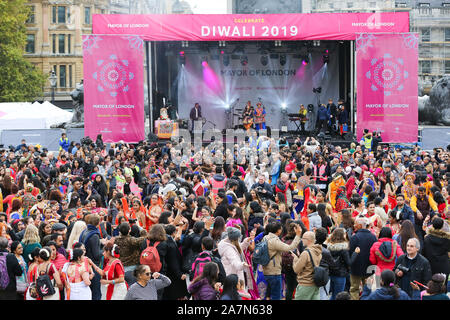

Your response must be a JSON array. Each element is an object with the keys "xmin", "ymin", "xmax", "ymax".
[
  {"xmin": 330, "ymin": 275, "xmax": 347, "ymax": 300},
  {"xmin": 264, "ymin": 275, "xmax": 282, "ymax": 300}
]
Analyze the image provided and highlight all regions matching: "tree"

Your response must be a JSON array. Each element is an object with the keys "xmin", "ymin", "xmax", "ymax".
[{"xmin": 0, "ymin": 0, "xmax": 46, "ymax": 102}]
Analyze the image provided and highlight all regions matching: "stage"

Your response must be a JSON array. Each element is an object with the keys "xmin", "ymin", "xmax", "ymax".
[{"xmin": 83, "ymin": 12, "xmax": 418, "ymax": 146}]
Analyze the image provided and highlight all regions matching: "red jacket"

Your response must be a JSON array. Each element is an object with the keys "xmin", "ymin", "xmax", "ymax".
[{"xmin": 369, "ymin": 238, "xmax": 404, "ymax": 274}]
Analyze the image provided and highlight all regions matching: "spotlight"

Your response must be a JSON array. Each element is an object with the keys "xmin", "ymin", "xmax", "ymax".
[
  {"xmin": 224, "ymin": 104, "xmax": 230, "ymax": 109},
  {"xmin": 179, "ymin": 51, "xmax": 185, "ymax": 65},
  {"xmin": 275, "ymin": 40, "xmax": 282, "ymax": 47},
  {"xmin": 181, "ymin": 41, "xmax": 189, "ymax": 48},
  {"xmin": 280, "ymin": 54, "xmax": 286, "ymax": 66},
  {"xmin": 301, "ymin": 55, "xmax": 309, "ymax": 65},
  {"xmin": 223, "ymin": 54, "xmax": 230, "ymax": 66},
  {"xmin": 281, "ymin": 103, "xmax": 287, "ymax": 109},
  {"xmin": 323, "ymin": 54, "xmax": 329, "ymax": 64},
  {"xmin": 219, "ymin": 41, "xmax": 226, "ymax": 47},
  {"xmin": 201, "ymin": 56, "xmax": 208, "ymax": 66},
  {"xmin": 240, "ymin": 55, "xmax": 248, "ymax": 66},
  {"xmin": 260, "ymin": 55, "xmax": 268, "ymax": 66}
]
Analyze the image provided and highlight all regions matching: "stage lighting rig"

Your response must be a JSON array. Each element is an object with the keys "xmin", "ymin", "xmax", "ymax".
[
  {"xmin": 323, "ymin": 49, "xmax": 329, "ymax": 64},
  {"xmin": 313, "ymin": 87, "xmax": 322, "ymax": 94},
  {"xmin": 179, "ymin": 51, "xmax": 185, "ymax": 65},
  {"xmin": 222, "ymin": 54, "xmax": 230, "ymax": 66},
  {"xmin": 219, "ymin": 41, "xmax": 226, "ymax": 47},
  {"xmin": 260, "ymin": 55, "xmax": 268, "ymax": 66},
  {"xmin": 201, "ymin": 56, "xmax": 208, "ymax": 66},
  {"xmin": 280, "ymin": 54, "xmax": 286, "ymax": 66},
  {"xmin": 281, "ymin": 103, "xmax": 287, "ymax": 110},
  {"xmin": 240, "ymin": 55, "xmax": 248, "ymax": 66}
]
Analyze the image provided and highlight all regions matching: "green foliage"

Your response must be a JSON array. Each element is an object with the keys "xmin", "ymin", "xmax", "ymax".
[{"xmin": 0, "ymin": 0, "xmax": 46, "ymax": 102}]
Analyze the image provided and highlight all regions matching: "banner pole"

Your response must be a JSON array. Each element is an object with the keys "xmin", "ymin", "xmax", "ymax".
[
  {"xmin": 146, "ymin": 41, "xmax": 153, "ymax": 133},
  {"xmin": 350, "ymin": 40, "xmax": 355, "ymax": 135}
]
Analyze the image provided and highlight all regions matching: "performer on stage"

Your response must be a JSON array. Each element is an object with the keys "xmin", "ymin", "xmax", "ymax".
[
  {"xmin": 298, "ymin": 104, "xmax": 307, "ymax": 134},
  {"xmin": 189, "ymin": 103, "xmax": 202, "ymax": 132},
  {"xmin": 254, "ymin": 102, "xmax": 266, "ymax": 131},
  {"xmin": 327, "ymin": 98, "xmax": 338, "ymax": 133},
  {"xmin": 242, "ymin": 101, "xmax": 254, "ymax": 131}
]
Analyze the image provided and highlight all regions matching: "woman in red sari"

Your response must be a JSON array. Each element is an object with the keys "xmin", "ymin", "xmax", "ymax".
[
  {"xmin": 145, "ymin": 194, "xmax": 163, "ymax": 231},
  {"xmin": 89, "ymin": 242, "xmax": 127, "ymax": 300},
  {"xmin": 384, "ymin": 172, "xmax": 398, "ymax": 212}
]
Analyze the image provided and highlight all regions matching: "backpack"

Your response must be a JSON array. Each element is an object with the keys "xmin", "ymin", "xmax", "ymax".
[
  {"xmin": 35, "ymin": 264, "xmax": 56, "ymax": 297},
  {"xmin": 190, "ymin": 251, "xmax": 212, "ymax": 281},
  {"xmin": 0, "ymin": 253, "xmax": 10, "ymax": 289},
  {"xmin": 140, "ymin": 240, "xmax": 162, "ymax": 272},
  {"xmin": 306, "ymin": 249, "xmax": 329, "ymax": 287},
  {"xmin": 252, "ymin": 238, "xmax": 276, "ymax": 267}
]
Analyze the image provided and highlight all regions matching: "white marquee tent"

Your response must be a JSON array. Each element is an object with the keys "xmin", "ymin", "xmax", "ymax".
[{"xmin": 0, "ymin": 101, "xmax": 73, "ymax": 130}]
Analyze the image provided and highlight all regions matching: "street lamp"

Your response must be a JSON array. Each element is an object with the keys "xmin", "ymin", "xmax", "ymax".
[{"xmin": 49, "ymin": 70, "xmax": 57, "ymax": 104}]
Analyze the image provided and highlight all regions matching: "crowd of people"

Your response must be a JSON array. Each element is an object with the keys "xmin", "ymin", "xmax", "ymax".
[{"xmin": 0, "ymin": 131, "xmax": 449, "ymax": 301}]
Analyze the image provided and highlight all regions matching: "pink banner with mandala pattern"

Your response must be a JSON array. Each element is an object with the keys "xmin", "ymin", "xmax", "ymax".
[
  {"xmin": 356, "ymin": 33, "xmax": 419, "ymax": 143},
  {"xmin": 83, "ymin": 35, "xmax": 145, "ymax": 143}
]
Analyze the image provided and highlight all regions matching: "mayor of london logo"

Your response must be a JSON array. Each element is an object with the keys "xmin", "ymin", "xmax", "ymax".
[
  {"xmin": 93, "ymin": 54, "xmax": 134, "ymax": 97},
  {"xmin": 365, "ymin": 53, "xmax": 408, "ymax": 96}
]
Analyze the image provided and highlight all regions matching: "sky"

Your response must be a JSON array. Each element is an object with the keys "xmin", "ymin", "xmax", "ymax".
[{"xmin": 186, "ymin": 0, "xmax": 228, "ymax": 14}]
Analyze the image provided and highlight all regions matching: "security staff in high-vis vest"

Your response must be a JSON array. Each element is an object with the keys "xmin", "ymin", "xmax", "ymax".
[
  {"xmin": 59, "ymin": 133, "xmax": 70, "ymax": 152},
  {"xmin": 360, "ymin": 129, "xmax": 373, "ymax": 152}
]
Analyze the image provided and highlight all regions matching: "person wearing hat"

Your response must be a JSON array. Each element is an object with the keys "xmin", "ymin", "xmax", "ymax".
[{"xmin": 217, "ymin": 227, "xmax": 254, "ymax": 288}]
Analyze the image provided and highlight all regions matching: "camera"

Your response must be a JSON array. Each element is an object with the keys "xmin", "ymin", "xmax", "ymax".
[{"xmin": 396, "ymin": 265, "xmax": 409, "ymax": 273}]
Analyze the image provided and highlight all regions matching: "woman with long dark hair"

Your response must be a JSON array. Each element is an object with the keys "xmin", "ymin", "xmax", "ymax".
[
  {"xmin": 220, "ymin": 274, "xmax": 241, "ymax": 300},
  {"xmin": 187, "ymin": 261, "xmax": 221, "ymax": 300},
  {"xmin": 394, "ymin": 219, "xmax": 419, "ymax": 253}
]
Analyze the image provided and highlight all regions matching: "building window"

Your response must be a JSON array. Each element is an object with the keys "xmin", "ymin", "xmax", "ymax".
[
  {"xmin": 69, "ymin": 65, "xmax": 73, "ymax": 88},
  {"xmin": 58, "ymin": 34, "xmax": 65, "ymax": 53},
  {"xmin": 445, "ymin": 28, "xmax": 450, "ymax": 41},
  {"xmin": 369, "ymin": 2, "xmax": 376, "ymax": 7},
  {"xmin": 328, "ymin": 3, "xmax": 334, "ymax": 8},
  {"xmin": 396, "ymin": 2, "xmax": 407, "ymax": 7},
  {"xmin": 442, "ymin": 4, "xmax": 450, "ymax": 14},
  {"xmin": 419, "ymin": 3, "xmax": 431, "ymax": 14},
  {"xmin": 421, "ymin": 60, "xmax": 431, "ymax": 74},
  {"xmin": 445, "ymin": 61, "xmax": 450, "ymax": 74},
  {"xmin": 53, "ymin": 6, "xmax": 68, "ymax": 23},
  {"xmin": 85, "ymin": 7, "xmax": 91, "ymax": 24},
  {"xmin": 52, "ymin": 34, "xmax": 56, "ymax": 53},
  {"xmin": 68, "ymin": 34, "xmax": 71, "ymax": 53},
  {"xmin": 347, "ymin": 2, "xmax": 354, "ymax": 8},
  {"xmin": 26, "ymin": 5, "xmax": 35, "ymax": 23},
  {"xmin": 421, "ymin": 28, "xmax": 430, "ymax": 42},
  {"xmin": 59, "ymin": 65, "xmax": 66, "ymax": 88},
  {"xmin": 25, "ymin": 34, "xmax": 35, "ymax": 53}
]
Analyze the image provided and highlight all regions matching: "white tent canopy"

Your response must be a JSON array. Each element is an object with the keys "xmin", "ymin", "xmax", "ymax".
[{"xmin": 0, "ymin": 101, "xmax": 73, "ymax": 130}]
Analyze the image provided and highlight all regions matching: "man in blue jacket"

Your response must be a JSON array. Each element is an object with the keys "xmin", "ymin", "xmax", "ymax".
[
  {"xmin": 349, "ymin": 217, "xmax": 377, "ymax": 300},
  {"xmin": 392, "ymin": 194, "xmax": 415, "ymax": 223},
  {"xmin": 316, "ymin": 104, "xmax": 329, "ymax": 134},
  {"xmin": 80, "ymin": 214, "xmax": 103, "ymax": 300}
]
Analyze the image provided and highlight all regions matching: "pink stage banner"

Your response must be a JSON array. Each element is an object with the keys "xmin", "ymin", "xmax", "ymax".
[
  {"xmin": 356, "ymin": 33, "xmax": 419, "ymax": 143},
  {"xmin": 93, "ymin": 12, "xmax": 409, "ymax": 41},
  {"xmin": 83, "ymin": 35, "xmax": 145, "ymax": 143}
]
